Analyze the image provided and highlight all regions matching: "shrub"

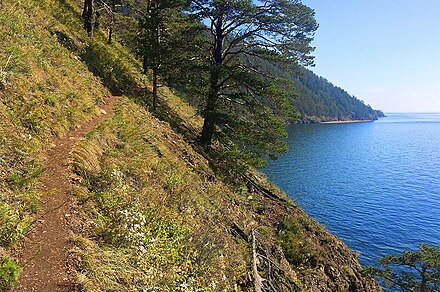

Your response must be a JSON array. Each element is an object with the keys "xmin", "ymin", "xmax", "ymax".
[
  {"xmin": 277, "ymin": 217, "xmax": 321, "ymax": 267},
  {"xmin": 0, "ymin": 203, "xmax": 30, "ymax": 246},
  {"xmin": 365, "ymin": 244, "xmax": 440, "ymax": 291},
  {"xmin": 0, "ymin": 257, "xmax": 21, "ymax": 289}
]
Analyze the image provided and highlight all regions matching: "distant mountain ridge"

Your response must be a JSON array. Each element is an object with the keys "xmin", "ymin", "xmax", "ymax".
[{"xmin": 293, "ymin": 68, "xmax": 385, "ymax": 123}]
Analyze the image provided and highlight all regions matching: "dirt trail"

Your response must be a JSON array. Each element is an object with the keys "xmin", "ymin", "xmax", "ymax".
[{"xmin": 16, "ymin": 96, "xmax": 119, "ymax": 292}]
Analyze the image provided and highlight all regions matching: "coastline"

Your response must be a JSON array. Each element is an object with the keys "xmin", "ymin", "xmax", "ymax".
[
  {"xmin": 297, "ymin": 115, "xmax": 383, "ymax": 124},
  {"xmin": 319, "ymin": 119, "xmax": 374, "ymax": 124}
]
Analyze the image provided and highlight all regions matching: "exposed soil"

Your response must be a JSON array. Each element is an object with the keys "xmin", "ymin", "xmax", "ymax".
[{"xmin": 15, "ymin": 96, "xmax": 119, "ymax": 292}]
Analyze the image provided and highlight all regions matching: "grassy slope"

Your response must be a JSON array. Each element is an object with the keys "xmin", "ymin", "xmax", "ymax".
[
  {"xmin": 0, "ymin": 0, "xmax": 380, "ymax": 291},
  {"xmin": 0, "ymin": 0, "xmax": 108, "ymax": 258}
]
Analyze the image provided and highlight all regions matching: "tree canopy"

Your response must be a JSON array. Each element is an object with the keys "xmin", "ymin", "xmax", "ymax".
[
  {"xmin": 188, "ymin": 0, "xmax": 318, "ymax": 166},
  {"xmin": 81, "ymin": 0, "xmax": 318, "ymax": 167},
  {"xmin": 136, "ymin": 0, "xmax": 193, "ymax": 111},
  {"xmin": 365, "ymin": 244, "xmax": 440, "ymax": 292},
  {"xmin": 292, "ymin": 68, "xmax": 385, "ymax": 122}
]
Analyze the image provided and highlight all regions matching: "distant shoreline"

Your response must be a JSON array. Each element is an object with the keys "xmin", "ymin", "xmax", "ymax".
[
  {"xmin": 297, "ymin": 115, "xmax": 383, "ymax": 124},
  {"xmin": 319, "ymin": 119, "xmax": 374, "ymax": 124}
]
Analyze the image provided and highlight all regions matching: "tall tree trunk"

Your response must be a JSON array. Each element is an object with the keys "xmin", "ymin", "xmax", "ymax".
[
  {"xmin": 421, "ymin": 265, "xmax": 427, "ymax": 292},
  {"xmin": 152, "ymin": 66, "xmax": 158, "ymax": 111},
  {"xmin": 151, "ymin": 0, "xmax": 160, "ymax": 112},
  {"xmin": 108, "ymin": 27, "xmax": 113, "ymax": 43},
  {"xmin": 83, "ymin": 0, "xmax": 93, "ymax": 37},
  {"xmin": 200, "ymin": 70, "xmax": 219, "ymax": 147},
  {"xmin": 108, "ymin": 0, "xmax": 115, "ymax": 43},
  {"xmin": 82, "ymin": 0, "xmax": 87, "ymax": 17},
  {"xmin": 200, "ymin": 13, "xmax": 224, "ymax": 148}
]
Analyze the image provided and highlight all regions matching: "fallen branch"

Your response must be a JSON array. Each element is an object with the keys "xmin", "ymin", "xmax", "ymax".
[
  {"xmin": 240, "ymin": 173, "xmax": 287, "ymax": 203},
  {"xmin": 257, "ymin": 253, "xmax": 286, "ymax": 274},
  {"xmin": 4, "ymin": 54, "xmax": 12, "ymax": 69},
  {"xmin": 231, "ymin": 222, "xmax": 248, "ymax": 242},
  {"xmin": 252, "ymin": 229, "xmax": 264, "ymax": 292}
]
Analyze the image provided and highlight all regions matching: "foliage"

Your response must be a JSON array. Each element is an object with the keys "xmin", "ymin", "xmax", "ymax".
[
  {"xmin": 186, "ymin": 0, "xmax": 318, "ymax": 167},
  {"xmin": 277, "ymin": 217, "xmax": 322, "ymax": 268},
  {"xmin": 0, "ymin": 204, "xmax": 31, "ymax": 246},
  {"xmin": 365, "ymin": 244, "xmax": 440, "ymax": 291},
  {"xmin": 0, "ymin": 0, "xmax": 109, "ymax": 251},
  {"xmin": 81, "ymin": 39, "xmax": 140, "ymax": 95},
  {"xmin": 69, "ymin": 99, "xmax": 244, "ymax": 290},
  {"xmin": 130, "ymin": 0, "xmax": 203, "ymax": 110},
  {"xmin": 79, "ymin": 0, "xmax": 321, "ymax": 167},
  {"xmin": 292, "ymin": 68, "xmax": 385, "ymax": 122},
  {"xmin": 0, "ymin": 257, "xmax": 21, "ymax": 289},
  {"xmin": 0, "ymin": 0, "xmax": 383, "ymax": 290}
]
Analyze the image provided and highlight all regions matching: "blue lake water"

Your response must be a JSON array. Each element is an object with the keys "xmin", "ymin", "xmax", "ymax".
[{"xmin": 262, "ymin": 113, "xmax": 440, "ymax": 269}]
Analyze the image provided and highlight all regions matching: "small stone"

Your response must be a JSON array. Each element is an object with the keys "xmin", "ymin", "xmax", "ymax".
[{"xmin": 100, "ymin": 109, "xmax": 107, "ymax": 115}]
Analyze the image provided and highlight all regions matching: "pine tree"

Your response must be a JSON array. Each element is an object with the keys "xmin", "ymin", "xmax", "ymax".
[
  {"xmin": 82, "ymin": 0, "xmax": 94, "ymax": 36},
  {"xmin": 188, "ymin": 0, "xmax": 318, "ymax": 166},
  {"xmin": 365, "ymin": 244, "xmax": 440, "ymax": 292},
  {"xmin": 136, "ymin": 0, "xmax": 202, "ymax": 111}
]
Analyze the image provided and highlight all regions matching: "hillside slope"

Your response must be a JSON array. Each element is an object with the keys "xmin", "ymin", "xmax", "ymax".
[
  {"xmin": 0, "ymin": 0, "xmax": 380, "ymax": 291},
  {"xmin": 293, "ymin": 68, "xmax": 385, "ymax": 123}
]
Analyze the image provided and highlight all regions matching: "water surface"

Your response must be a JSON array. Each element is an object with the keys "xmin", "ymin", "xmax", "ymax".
[{"xmin": 263, "ymin": 113, "xmax": 440, "ymax": 268}]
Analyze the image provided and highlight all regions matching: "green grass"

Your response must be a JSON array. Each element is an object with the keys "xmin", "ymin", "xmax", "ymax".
[
  {"xmin": 277, "ymin": 217, "xmax": 324, "ymax": 268},
  {"xmin": 0, "ymin": 256, "xmax": 20, "ymax": 290},
  {"xmin": 0, "ymin": 0, "xmax": 111, "ymax": 274},
  {"xmin": 69, "ymin": 99, "xmax": 249, "ymax": 290}
]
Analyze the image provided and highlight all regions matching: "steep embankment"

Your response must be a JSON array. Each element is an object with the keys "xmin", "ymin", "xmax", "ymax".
[
  {"xmin": 68, "ymin": 97, "xmax": 380, "ymax": 290},
  {"xmin": 0, "ymin": 0, "xmax": 380, "ymax": 291},
  {"xmin": 0, "ymin": 1, "xmax": 115, "ymax": 290},
  {"xmin": 293, "ymin": 68, "xmax": 385, "ymax": 123}
]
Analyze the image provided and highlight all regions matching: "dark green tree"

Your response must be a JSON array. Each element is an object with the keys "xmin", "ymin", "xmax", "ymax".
[
  {"xmin": 135, "ymin": 0, "xmax": 202, "ymax": 111},
  {"xmin": 82, "ymin": 0, "xmax": 94, "ymax": 36},
  {"xmin": 288, "ymin": 68, "xmax": 384, "ymax": 122},
  {"xmin": 365, "ymin": 244, "xmax": 440, "ymax": 292},
  {"xmin": 82, "ymin": 0, "xmax": 115, "ymax": 39},
  {"xmin": 188, "ymin": 0, "xmax": 318, "ymax": 165}
]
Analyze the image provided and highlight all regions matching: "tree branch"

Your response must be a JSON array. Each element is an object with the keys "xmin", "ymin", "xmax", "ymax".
[{"xmin": 252, "ymin": 229, "xmax": 264, "ymax": 292}]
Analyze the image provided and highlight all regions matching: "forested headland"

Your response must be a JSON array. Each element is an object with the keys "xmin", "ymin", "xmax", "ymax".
[{"xmin": 293, "ymin": 68, "xmax": 385, "ymax": 123}]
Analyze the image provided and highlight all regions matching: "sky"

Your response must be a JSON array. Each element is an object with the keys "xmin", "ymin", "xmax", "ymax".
[{"xmin": 301, "ymin": 0, "xmax": 440, "ymax": 113}]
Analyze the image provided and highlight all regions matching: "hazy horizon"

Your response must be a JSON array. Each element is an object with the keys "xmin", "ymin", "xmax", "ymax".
[{"xmin": 384, "ymin": 112, "xmax": 440, "ymax": 114}]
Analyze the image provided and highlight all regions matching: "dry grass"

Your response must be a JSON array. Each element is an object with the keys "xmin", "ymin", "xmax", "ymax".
[
  {"xmin": 69, "ymin": 98, "xmax": 250, "ymax": 290},
  {"xmin": 0, "ymin": 0, "xmax": 111, "ymax": 287}
]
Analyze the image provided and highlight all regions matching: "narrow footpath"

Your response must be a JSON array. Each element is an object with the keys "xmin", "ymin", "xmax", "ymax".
[{"xmin": 16, "ymin": 96, "xmax": 120, "ymax": 291}]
